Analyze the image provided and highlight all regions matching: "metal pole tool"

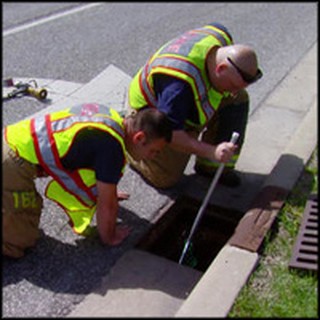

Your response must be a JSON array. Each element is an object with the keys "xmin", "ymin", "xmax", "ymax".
[{"xmin": 179, "ymin": 131, "xmax": 240, "ymax": 265}]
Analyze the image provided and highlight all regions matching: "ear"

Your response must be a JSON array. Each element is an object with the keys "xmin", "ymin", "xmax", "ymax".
[
  {"xmin": 215, "ymin": 62, "xmax": 228, "ymax": 74},
  {"xmin": 132, "ymin": 131, "xmax": 146, "ymax": 144}
]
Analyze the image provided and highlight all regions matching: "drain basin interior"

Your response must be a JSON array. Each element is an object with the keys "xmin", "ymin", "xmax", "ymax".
[{"xmin": 137, "ymin": 196, "xmax": 244, "ymax": 272}]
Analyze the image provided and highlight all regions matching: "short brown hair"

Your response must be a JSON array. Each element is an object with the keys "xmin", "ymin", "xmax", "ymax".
[{"xmin": 128, "ymin": 108, "xmax": 172, "ymax": 143}]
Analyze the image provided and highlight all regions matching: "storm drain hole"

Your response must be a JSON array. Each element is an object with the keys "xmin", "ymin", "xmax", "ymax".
[{"xmin": 136, "ymin": 196, "xmax": 244, "ymax": 272}]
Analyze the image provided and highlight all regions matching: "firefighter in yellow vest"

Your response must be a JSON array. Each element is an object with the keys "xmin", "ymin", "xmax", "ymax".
[
  {"xmin": 127, "ymin": 22, "xmax": 262, "ymax": 188},
  {"xmin": 2, "ymin": 103, "xmax": 172, "ymax": 258}
]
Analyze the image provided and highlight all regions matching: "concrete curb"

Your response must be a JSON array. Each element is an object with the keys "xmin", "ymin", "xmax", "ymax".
[{"xmin": 175, "ymin": 245, "xmax": 259, "ymax": 317}]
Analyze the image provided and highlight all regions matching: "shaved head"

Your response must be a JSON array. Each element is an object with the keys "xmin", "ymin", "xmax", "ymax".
[
  {"xmin": 217, "ymin": 44, "xmax": 260, "ymax": 77},
  {"xmin": 206, "ymin": 44, "xmax": 262, "ymax": 93}
]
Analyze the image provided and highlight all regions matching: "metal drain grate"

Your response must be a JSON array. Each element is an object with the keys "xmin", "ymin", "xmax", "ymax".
[{"xmin": 289, "ymin": 194, "xmax": 318, "ymax": 272}]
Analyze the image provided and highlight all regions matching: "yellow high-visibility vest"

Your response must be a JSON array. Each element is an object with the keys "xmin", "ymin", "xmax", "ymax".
[
  {"xmin": 5, "ymin": 103, "xmax": 126, "ymax": 234},
  {"xmin": 129, "ymin": 24, "xmax": 233, "ymax": 129}
]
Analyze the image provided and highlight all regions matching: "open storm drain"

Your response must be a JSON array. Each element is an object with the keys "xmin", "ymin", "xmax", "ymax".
[{"xmin": 137, "ymin": 196, "xmax": 244, "ymax": 272}]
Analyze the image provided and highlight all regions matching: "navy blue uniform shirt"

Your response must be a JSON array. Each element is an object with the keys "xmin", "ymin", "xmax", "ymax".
[
  {"xmin": 153, "ymin": 74, "xmax": 199, "ymax": 130},
  {"xmin": 61, "ymin": 128, "xmax": 124, "ymax": 184}
]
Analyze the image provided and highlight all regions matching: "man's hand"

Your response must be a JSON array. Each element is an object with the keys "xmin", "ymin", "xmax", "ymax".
[
  {"xmin": 214, "ymin": 142, "xmax": 238, "ymax": 163},
  {"xmin": 108, "ymin": 225, "xmax": 131, "ymax": 246},
  {"xmin": 96, "ymin": 181, "xmax": 131, "ymax": 247},
  {"xmin": 169, "ymin": 130, "xmax": 238, "ymax": 164}
]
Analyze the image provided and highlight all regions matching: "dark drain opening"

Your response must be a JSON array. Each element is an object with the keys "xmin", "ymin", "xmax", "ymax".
[{"xmin": 137, "ymin": 196, "xmax": 244, "ymax": 272}]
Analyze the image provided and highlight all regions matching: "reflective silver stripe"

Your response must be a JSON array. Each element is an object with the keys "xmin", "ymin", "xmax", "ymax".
[
  {"xmin": 159, "ymin": 31, "xmax": 207, "ymax": 57},
  {"xmin": 147, "ymin": 56, "xmax": 214, "ymax": 120},
  {"xmin": 158, "ymin": 26, "xmax": 229, "ymax": 58},
  {"xmin": 33, "ymin": 109, "xmax": 124, "ymax": 207},
  {"xmin": 139, "ymin": 32, "xmax": 206, "ymax": 107},
  {"xmin": 89, "ymin": 185, "xmax": 97, "ymax": 195},
  {"xmin": 51, "ymin": 115, "xmax": 124, "ymax": 139},
  {"xmin": 54, "ymin": 103, "xmax": 124, "ymax": 137},
  {"xmin": 70, "ymin": 103, "xmax": 111, "ymax": 116},
  {"xmin": 139, "ymin": 27, "xmax": 227, "ymax": 117},
  {"xmin": 193, "ymin": 26, "xmax": 230, "ymax": 46},
  {"xmin": 140, "ymin": 66, "xmax": 158, "ymax": 107},
  {"xmin": 34, "ymin": 117, "xmax": 95, "ymax": 206}
]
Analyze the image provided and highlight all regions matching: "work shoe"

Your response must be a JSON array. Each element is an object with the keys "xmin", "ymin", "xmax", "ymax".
[{"xmin": 194, "ymin": 164, "xmax": 241, "ymax": 188}]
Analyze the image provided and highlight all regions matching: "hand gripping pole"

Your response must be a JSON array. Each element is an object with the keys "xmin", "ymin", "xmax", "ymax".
[{"xmin": 178, "ymin": 131, "xmax": 240, "ymax": 265}]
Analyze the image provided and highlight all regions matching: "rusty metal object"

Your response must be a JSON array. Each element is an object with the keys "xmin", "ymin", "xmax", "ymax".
[
  {"xmin": 228, "ymin": 185, "xmax": 288, "ymax": 252},
  {"xmin": 289, "ymin": 194, "xmax": 318, "ymax": 272}
]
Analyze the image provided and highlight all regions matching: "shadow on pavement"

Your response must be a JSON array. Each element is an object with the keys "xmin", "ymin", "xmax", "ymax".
[{"xmin": 2, "ymin": 207, "xmax": 151, "ymax": 295}]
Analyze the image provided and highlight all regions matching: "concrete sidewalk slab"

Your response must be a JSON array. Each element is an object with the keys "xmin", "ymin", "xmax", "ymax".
[
  {"xmin": 237, "ymin": 43, "xmax": 317, "ymax": 175},
  {"xmin": 265, "ymin": 43, "xmax": 317, "ymax": 112},
  {"xmin": 70, "ymin": 64, "xmax": 131, "ymax": 113},
  {"xmin": 67, "ymin": 249, "xmax": 202, "ymax": 317},
  {"xmin": 26, "ymin": 64, "xmax": 131, "ymax": 118},
  {"xmin": 264, "ymin": 97, "xmax": 318, "ymax": 191}
]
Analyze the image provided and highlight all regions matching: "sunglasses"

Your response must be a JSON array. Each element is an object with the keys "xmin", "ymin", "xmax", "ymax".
[{"xmin": 227, "ymin": 57, "xmax": 263, "ymax": 84}]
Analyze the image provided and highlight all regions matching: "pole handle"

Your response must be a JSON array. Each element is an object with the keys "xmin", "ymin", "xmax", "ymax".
[{"xmin": 230, "ymin": 131, "xmax": 240, "ymax": 144}]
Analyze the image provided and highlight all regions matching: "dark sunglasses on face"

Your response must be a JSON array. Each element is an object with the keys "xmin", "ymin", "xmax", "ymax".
[{"xmin": 227, "ymin": 57, "xmax": 263, "ymax": 84}]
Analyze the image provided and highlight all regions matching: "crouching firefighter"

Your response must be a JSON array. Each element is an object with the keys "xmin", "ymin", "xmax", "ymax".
[{"xmin": 2, "ymin": 103, "xmax": 172, "ymax": 258}]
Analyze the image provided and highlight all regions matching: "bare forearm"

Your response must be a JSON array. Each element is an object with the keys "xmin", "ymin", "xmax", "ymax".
[
  {"xmin": 96, "ymin": 199, "xmax": 119, "ymax": 245},
  {"xmin": 170, "ymin": 130, "xmax": 237, "ymax": 162},
  {"xmin": 170, "ymin": 130, "xmax": 216, "ymax": 159}
]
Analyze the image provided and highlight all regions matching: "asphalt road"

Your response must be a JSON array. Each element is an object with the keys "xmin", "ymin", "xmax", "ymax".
[
  {"xmin": 3, "ymin": 3, "xmax": 317, "ymax": 120},
  {"xmin": 2, "ymin": 2, "xmax": 318, "ymax": 317}
]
